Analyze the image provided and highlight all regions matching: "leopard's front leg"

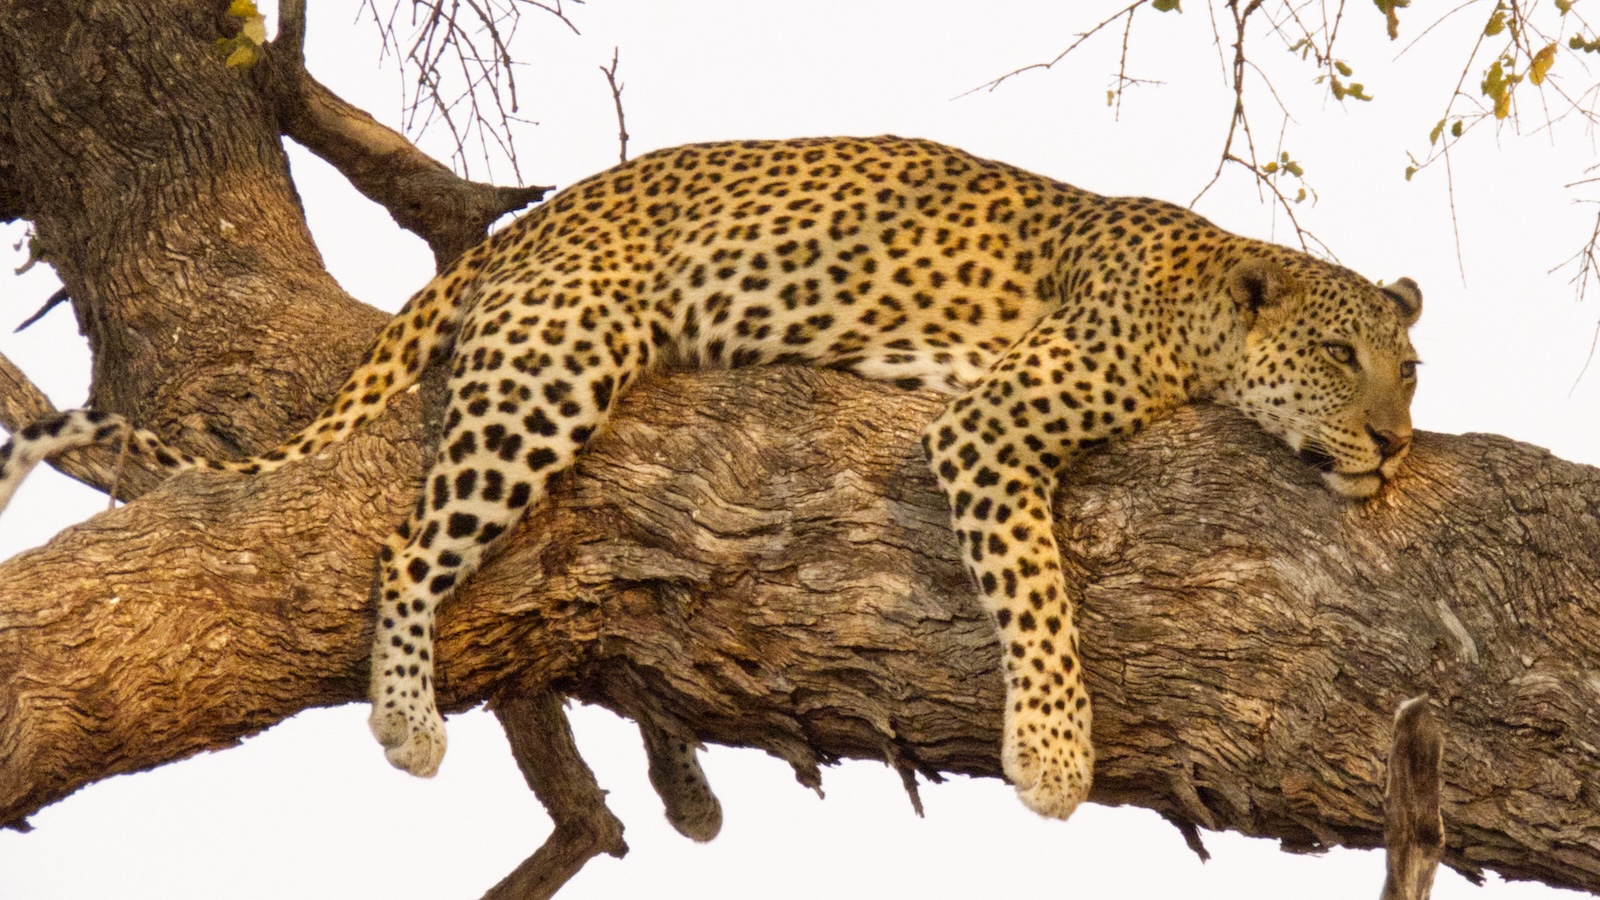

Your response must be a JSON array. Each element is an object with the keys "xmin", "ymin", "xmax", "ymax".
[
  {"xmin": 923, "ymin": 410, "xmax": 1092, "ymax": 817},
  {"xmin": 920, "ymin": 315, "xmax": 1167, "ymax": 820}
]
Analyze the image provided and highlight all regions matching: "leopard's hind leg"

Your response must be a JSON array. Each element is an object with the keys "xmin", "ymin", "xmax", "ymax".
[
  {"xmin": 367, "ymin": 297, "xmax": 646, "ymax": 776},
  {"xmin": 641, "ymin": 723, "xmax": 723, "ymax": 842}
]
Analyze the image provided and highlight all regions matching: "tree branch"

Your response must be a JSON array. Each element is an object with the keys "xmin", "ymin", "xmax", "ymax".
[
  {"xmin": 277, "ymin": 0, "xmax": 306, "ymax": 68},
  {"xmin": 264, "ymin": 42, "xmax": 549, "ymax": 268},
  {"xmin": 0, "ymin": 348, "xmax": 168, "ymax": 501},
  {"xmin": 599, "ymin": 47, "xmax": 628, "ymax": 165},
  {"xmin": 482, "ymin": 690, "xmax": 628, "ymax": 900},
  {"xmin": 2, "ymin": 367, "xmax": 1599, "ymax": 893}
]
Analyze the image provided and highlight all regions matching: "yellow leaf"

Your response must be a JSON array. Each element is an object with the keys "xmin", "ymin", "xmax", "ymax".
[
  {"xmin": 1530, "ymin": 43, "xmax": 1558, "ymax": 84},
  {"xmin": 241, "ymin": 15, "xmax": 267, "ymax": 44},
  {"xmin": 227, "ymin": 0, "xmax": 259, "ymax": 18},
  {"xmin": 1494, "ymin": 91, "xmax": 1511, "ymax": 118},
  {"xmin": 1485, "ymin": 11, "xmax": 1505, "ymax": 35}
]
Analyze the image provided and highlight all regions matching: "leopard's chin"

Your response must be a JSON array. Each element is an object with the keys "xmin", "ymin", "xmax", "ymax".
[{"xmin": 1320, "ymin": 469, "xmax": 1384, "ymax": 500}]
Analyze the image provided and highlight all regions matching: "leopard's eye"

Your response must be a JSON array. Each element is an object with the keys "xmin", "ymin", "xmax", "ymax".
[
  {"xmin": 1400, "ymin": 360, "xmax": 1419, "ymax": 380},
  {"xmin": 1322, "ymin": 341, "xmax": 1357, "ymax": 367}
]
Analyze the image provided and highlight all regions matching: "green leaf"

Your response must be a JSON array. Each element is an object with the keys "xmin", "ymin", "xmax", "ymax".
[
  {"xmin": 1451, "ymin": 119, "xmax": 1463, "ymax": 138},
  {"xmin": 1556, "ymin": 0, "xmax": 1574, "ymax": 13},
  {"xmin": 1428, "ymin": 118, "xmax": 1445, "ymax": 145},
  {"xmin": 1482, "ymin": 58, "xmax": 1505, "ymax": 97},
  {"xmin": 1485, "ymin": 10, "xmax": 1506, "ymax": 36},
  {"xmin": 1530, "ymin": 43, "xmax": 1557, "ymax": 84},
  {"xmin": 224, "ymin": 42, "xmax": 258, "ymax": 69},
  {"xmin": 14, "ymin": 233, "xmax": 43, "ymax": 275},
  {"xmin": 1374, "ymin": 0, "xmax": 1409, "ymax": 40},
  {"xmin": 1404, "ymin": 165, "xmax": 1417, "ymax": 182},
  {"xmin": 1152, "ymin": 0, "xmax": 1182, "ymax": 12},
  {"xmin": 1334, "ymin": 61, "xmax": 1353, "ymax": 76}
]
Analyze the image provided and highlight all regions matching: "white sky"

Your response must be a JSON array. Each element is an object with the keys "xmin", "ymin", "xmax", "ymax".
[{"xmin": 2, "ymin": 1, "xmax": 1598, "ymax": 898}]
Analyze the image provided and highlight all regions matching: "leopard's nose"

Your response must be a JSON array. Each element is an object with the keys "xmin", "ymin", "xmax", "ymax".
[{"xmin": 1367, "ymin": 425, "xmax": 1410, "ymax": 460}]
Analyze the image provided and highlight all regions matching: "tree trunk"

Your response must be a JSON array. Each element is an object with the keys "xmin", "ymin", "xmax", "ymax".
[{"xmin": 2, "ymin": 2, "xmax": 1599, "ymax": 897}]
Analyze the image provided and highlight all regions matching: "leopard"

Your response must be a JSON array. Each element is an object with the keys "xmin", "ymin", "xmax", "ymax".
[{"xmin": 0, "ymin": 135, "xmax": 1422, "ymax": 822}]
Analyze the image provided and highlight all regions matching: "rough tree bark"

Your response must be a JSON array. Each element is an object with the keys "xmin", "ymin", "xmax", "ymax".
[{"xmin": 2, "ymin": 3, "xmax": 1599, "ymax": 898}]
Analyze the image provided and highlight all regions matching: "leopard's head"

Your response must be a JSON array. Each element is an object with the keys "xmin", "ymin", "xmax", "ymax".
[{"xmin": 1219, "ymin": 257, "xmax": 1422, "ymax": 499}]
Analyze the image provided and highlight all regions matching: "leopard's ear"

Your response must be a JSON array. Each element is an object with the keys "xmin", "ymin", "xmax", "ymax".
[
  {"xmin": 1227, "ymin": 259, "xmax": 1295, "ymax": 324},
  {"xmin": 1381, "ymin": 277, "xmax": 1423, "ymax": 326}
]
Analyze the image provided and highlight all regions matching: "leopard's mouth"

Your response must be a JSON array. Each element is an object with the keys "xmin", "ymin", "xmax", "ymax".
[
  {"xmin": 1322, "ymin": 469, "xmax": 1385, "ymax": 499},
  {"xmin": 1297, "ymin": 442, "xmax": 1390, "ymax": 499},
  {"xmin": 1295, "ymin": 443, "xmax": 1339, "ymax": 473}
]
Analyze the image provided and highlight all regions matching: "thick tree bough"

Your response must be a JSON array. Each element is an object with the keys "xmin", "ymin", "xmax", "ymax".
[
  {"xmin": 2, "ymin": 365, "xmax": 1598, "ymax": 895},
  {"xmin": 5, "ymin": 4, "xmax": 1598, "ymax": 895}
]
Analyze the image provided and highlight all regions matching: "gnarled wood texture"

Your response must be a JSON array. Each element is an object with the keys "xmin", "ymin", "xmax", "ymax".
[{"xmin": 1, "ymin": 367, "xmax": 1598, "ymax": 894}]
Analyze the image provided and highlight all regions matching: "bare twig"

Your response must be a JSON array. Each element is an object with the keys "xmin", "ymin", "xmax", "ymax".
[
  {"xmin": 960, "ymin": 0, "xmax": 1150, "ymax": 98},
  {"xmin": 1557, "ymin": 202, "xmax": 1600, "ymax": 387},
  {"xmin": 1191, "ymin": 0, "xmax": 1329, "ymax": 254},
  {"xmin": 12, "ymin": 287, "xmax": 67, "ymax": 332},
  {"xmin": 356, "ymin": 0, "xmax": 585, "ymax": 179},
  {"xmin": 600, "ymin": 47, "xmax": 628, "ymax": 164},
  {"xmin": 1560, "ymin": 202, "xmax": 1600, "ymax": 305}
]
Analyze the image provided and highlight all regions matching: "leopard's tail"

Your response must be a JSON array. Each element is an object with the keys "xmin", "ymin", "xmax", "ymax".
[
  {"xmin": 0, "ymin": 255, "xmax": 484, "ymax": 518},
  {"xmin": 0, "ymin": 410, "xmax": 151, "ymax": 515}
]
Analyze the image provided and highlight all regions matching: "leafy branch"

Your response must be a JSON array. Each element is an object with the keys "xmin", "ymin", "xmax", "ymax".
[
  {"xmin": 1402, "ymin": 0, "xmax": 1600, "ymax": 297},
  {"xmin": 967, "ymin": 0, "xmax": 1600, "ymax": 298}
]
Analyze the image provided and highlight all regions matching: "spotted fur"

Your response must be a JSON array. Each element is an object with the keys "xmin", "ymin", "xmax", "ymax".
[{"xmin": 0, "ymin": 136, "xmax": 1421, "ymax": 820}]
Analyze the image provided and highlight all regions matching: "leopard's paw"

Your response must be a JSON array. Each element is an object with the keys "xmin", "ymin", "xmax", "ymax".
[
  {"xmin": 369, "ymin": 703, "xmax": 447, "ymax": 777},
  {"xmin": 1002, "ymin": 705, "xmax": 1093, "ymax": 820}
]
